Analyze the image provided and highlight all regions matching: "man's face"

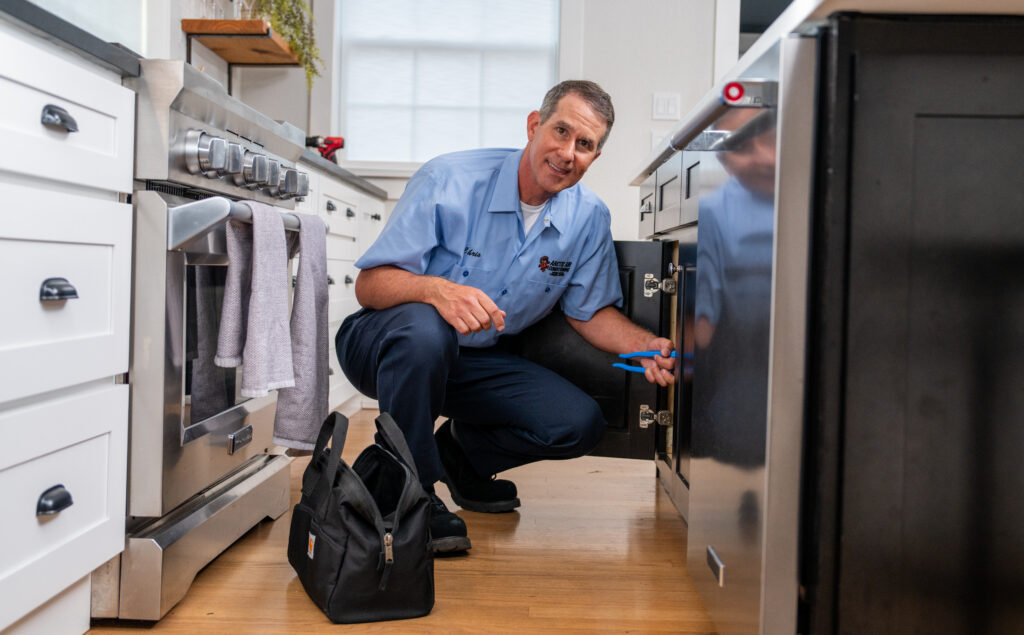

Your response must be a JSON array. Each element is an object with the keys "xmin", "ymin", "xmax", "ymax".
[
  {"xmin": 520, "ymin": 92, "xmax": 606, "ymax": 204},
  {"xmin": 716, "ymin": 109, "xmax": 777, "ymax": 197}
]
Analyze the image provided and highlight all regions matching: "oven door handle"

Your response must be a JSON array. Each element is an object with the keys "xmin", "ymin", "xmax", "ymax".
[{"xmin": 167, "ymin": 196, "xmax": 312, "ymax": 251}]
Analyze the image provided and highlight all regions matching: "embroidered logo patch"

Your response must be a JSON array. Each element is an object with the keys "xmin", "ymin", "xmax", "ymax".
[
  {"xmin": 307, "ymin": 532, "xmax": 316, "ymax": 559},
  {"xmin": 464, "ymin": 246, "xmax": 481, "ymax": 258},
  {"xmin": 539, "ymin": 256, "xmax": 572, "ymax": 277}
]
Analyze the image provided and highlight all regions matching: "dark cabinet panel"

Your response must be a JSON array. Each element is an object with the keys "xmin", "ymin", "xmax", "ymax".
[
  {"xmin": 804, "ymin": 14, "xmax": 1024, "ymax": 635},
  {"xmin": 516, "ymin": 240, "xmax": 672, "ymax": 459}
]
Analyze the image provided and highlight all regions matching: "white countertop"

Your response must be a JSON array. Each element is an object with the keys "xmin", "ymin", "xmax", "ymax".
[{"xmin": 630, "ymin": 0, "xmax": 1024, "ymax": 184}]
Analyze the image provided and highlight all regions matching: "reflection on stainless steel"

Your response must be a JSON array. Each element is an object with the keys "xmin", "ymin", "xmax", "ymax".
[{"xmin": 679, "ymin": 35, "xmax": 815, "ymax": 635}]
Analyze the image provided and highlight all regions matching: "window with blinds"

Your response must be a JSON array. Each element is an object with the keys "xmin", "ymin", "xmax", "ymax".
[{"xmin": 338, "ymin": 0, "xmax": 560, "ymax": 163}]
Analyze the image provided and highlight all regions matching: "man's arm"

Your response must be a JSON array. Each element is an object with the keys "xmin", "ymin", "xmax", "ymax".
[
  {"xmin": 355, "ymin": 265, "xmax": 506, "ymax": 336},
  {"xmin": 566, "ymin": 306, "xmax": 676, "ymax": 386}
]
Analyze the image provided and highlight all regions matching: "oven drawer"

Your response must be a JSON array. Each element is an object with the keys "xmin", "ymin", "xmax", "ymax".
[
  {"xmin": 0, "ymin": 184, "xmax": 131, "ymax": 403},
  {"xmin": 0, "ymin": 30, "xmax": 134, "ymax": 193},
  {"xmin": 0, "ymin": 384, "xmax": 128, "ymax": 630}
]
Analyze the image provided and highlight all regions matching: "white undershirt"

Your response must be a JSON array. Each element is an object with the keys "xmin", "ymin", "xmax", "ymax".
[{"xmin": 520, "ymin": 200, "xmax": 548, "ymax": 235}]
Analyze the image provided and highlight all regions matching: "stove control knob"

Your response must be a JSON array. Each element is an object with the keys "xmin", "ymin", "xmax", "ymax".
[
  {"xmin": 264, "ymin": 159, "xmax": 282, "ymax": 195},
  {"xmin": 184, "ymin": 130, "xmax": 227, "ymax": 177},
  {"xmin": 234, "ymin": 152, "xmax": 268, "ymax": 188},
  {"xmin": 220, "ymin": 143, "xmax": 243, "ymax": 175},
  {"xmin": 294, "ymin": 172, "xmax": 310, "ymax": 199},
  {"xmin": 279, "ymin": 168, "xmax": 300, "ymax": 198}
]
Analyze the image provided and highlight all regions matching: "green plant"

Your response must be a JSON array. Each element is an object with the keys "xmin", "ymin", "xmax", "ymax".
[{"xmin": 252, "ymin": 0, "xmax": 322, "ymax": 91}]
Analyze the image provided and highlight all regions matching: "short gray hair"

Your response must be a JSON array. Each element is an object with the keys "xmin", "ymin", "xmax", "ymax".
[{"xmin": 538, "ymin": 80, "xmax": 615, "ymax": 150}]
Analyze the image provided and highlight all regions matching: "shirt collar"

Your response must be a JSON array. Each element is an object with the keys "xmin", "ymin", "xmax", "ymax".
[{"xmin": 488, "ymin": 149, "xmax": 567, "ymax": 233}]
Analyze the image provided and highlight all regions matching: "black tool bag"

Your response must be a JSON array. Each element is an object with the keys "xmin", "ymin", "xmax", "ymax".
[{"xmin": 287, "ymin": 411, "xmax": 434, "ymax": 623}]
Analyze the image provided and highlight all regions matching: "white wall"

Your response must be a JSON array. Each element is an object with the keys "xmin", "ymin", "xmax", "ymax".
[{"xmin": 561, "ymin": 0, "xmax": 728, "ymax": 239}]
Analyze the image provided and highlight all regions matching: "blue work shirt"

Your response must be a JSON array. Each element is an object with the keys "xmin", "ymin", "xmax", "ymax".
[{"xmin": 355, "ymin": 148, "xmax": 623, "ymax": 347}]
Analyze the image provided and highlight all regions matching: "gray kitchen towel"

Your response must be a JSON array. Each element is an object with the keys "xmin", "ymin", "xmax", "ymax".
[
  {"xmin": 273, "ymin": 213, "xmax": 329, "ymax": 449},
  {"xmin": 215, "ymin": 201, "xmax": 295, "ymax": 398},
  {"xmin": 214, "ymin": 218, "xmax": 252, "ymax": 367}
]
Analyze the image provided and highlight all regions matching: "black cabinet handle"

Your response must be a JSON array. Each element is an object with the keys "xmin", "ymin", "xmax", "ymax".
[
  {"xmin": 40, "ymin": 277, "xmax": 78, "ymax": 301},
  {"xmin": 370, "ymin": 213, "xmax": 382, "ymax": 221},
  {"xmin": 41, "ymin": 104, "xmax": 79, "ymax": 133},
  {"xmin": 344, "ymin": 275, "xmax": 354, "ymax": 284},
  {"xmin": 346, "ymin": 208, "xmax": 355, "ymax": 218},
  {"xmin": 326, "ymin": 200, "xmax": 336, "ymax": 212},
  {"xmin": 37, "ymin": 484, "xmax": 74, "ymax": 516},
  {"xmin": 327, "ymin": 275, "xmax": 335, "ymax": 285}
]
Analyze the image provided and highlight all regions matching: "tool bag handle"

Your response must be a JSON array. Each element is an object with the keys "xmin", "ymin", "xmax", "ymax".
[
  {"xmin": 301, "ymin": 412, "xmax": 350, "ymax": 498},
  {"xmin": 373, "ymin": 412, "xmax": 420, "ymax": 482}
]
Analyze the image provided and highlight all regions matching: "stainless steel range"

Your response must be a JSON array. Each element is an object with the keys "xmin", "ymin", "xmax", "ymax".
[{"xmin": 91, "ymin": 59, "xmax": 310, "ymax": 620}]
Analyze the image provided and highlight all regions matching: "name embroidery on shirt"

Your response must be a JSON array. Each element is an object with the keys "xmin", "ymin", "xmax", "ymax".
[
  {"xmin": 538, "ymin": 256, "xmax": 572, "ymax": 277},
  {"xmin": 464, "ymin": 247, "xmax": 481, "ymax": 258}
]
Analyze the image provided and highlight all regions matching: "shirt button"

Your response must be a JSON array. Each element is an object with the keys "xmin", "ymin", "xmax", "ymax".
[
  {"xmin": 545, "ymin": 286, "xmax": 551, "ymax": 292},
  {"xmin": 462, "ymin": 270, "xmax": 469, "ymax": 277},
  {"xmin": 500, "ymin": 289, "xmax": 508, "ymax": 295}
]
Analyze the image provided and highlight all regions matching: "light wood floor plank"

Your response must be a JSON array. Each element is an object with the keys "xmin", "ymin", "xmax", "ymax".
[{"xmin": 89, "ymin": 409, "xmax": 716, "ymax": 633}]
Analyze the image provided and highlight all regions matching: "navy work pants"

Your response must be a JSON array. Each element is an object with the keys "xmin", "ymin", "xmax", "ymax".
[{"xmin": 335, "ymin": 303, "xmax": 605, "ymax": 486}]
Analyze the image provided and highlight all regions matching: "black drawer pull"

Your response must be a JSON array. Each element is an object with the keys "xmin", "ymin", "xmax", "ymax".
[
  {"xmin": 344, "ymin": 275, "xmax": 354, "ymax": 284},
  {"xmin": 40, "ymin": 277, "xmax": 79, "ymax": 301},
  {"xmin": 41, "ymin": 104, "xmax": 79, "ymax": 133},
  {"xmin": 327, "ymin": 275, "xmax": 335, "ymax": 285},
  {"xmin": 346, "ymin": 208, "xmax": 355, "ymax": 218},
  {"xmin": 326, "ymin": 200, "xmax": 336, "ymax": 212},
  {"xmin": 370, "ymin": 213, "xmax": 382, "ymax": 221},
  {"xmin": 37, "ymin": 484, "xmax": 74, "ymax": 516}
]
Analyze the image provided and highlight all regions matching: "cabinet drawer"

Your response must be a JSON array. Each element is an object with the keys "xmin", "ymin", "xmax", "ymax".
[
  {"xmin": 0, "ymin": 384, "xmax": 128, "ymax": 630},
  {"xmin": 327, "ymin": 260, "xmax": 357, "ymax": 299},
  {"xmin": 320, "ymin": 190, "xmax": 359, "ymax": 239},
  {"xmin": 326, "ymin": 233, "xmax": 358, "ymax": 261},
  {"xmin": 326, "ymin": 318, "xmax": 357, "ymax": 410},
  {"xmin": 0, "ymin": 31, "xmax": 134, "ymax": 192},
  {"xmin": 329, "ymin": 295, "xmax": 361, "ymax": 330},
  {"xmin": 0, "ymin": 184, "xmax": 131, "ymax": 402}
]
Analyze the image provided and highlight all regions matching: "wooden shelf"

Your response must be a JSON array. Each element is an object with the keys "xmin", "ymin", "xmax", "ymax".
[{"xmin": 181, "ymin": 19, "xmax": 298, "ymax": 65}]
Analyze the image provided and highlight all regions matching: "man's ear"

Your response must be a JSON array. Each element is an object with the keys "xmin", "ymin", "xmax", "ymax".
[{"xmin": 526, "ymin": 110, "xmax": 540, "ymax": 141}]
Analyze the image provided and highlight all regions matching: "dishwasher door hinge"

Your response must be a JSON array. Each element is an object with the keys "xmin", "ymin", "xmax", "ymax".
[{"xmin": 643, "ymin": 273, "xmax": 677, "ymax": 297}]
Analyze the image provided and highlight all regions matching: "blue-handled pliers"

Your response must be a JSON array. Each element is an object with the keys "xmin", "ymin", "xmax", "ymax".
[{"xmin": 613, "ymin": 350, "xmax": 690, "ymax": 373}]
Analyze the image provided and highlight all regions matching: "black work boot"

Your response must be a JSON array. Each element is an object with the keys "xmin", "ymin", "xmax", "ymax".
[
  {"xmin": 435, "ymin": 419, "xmax": 521, "ymax": 513},
  {"xmin": 428, "ymin": 492, "xmax": 471, "ymax": 554}
]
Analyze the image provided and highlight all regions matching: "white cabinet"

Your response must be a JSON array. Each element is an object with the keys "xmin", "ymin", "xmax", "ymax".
[
  {"xmin": 297, "ymin": 158, "xmax": 387, "ymax": 412},
  {"xmin": 0, "ymin": 18, "xmax": 134, "ymax": 635}
]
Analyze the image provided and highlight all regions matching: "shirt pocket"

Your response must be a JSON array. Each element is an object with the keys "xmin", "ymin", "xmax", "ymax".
[
  {"xmin": 451, "ymin": 264, "xmax": 495, "ymax": 290},
  {"xmin": 524, "ymin": 270, "xmax": 570, "ymax": 293}
]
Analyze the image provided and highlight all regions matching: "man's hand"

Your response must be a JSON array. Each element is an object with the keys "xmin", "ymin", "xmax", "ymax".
[
  {"xmin": 355, "ymin": 266, "xmax": 505, "ymax": 335},
  {"xmin": 428, "ymin": 278, "xmax": 506, "ymax": 335},
  {"xmin": 637, "ymin": 336, "xmax": 675, "ymax": 387},
  {"xmin": 566, "ymin": 307, "xmax": 676, "ymax": 386}
]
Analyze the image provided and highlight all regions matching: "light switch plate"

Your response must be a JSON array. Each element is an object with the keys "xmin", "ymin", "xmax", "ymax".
[{"xmin": 652, "ymin": 92, "xmax": 681, "ymax": 120}]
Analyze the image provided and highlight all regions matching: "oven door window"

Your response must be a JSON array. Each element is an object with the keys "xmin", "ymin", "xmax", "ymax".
[{"xmin": 185, "ymin": 264, "xmax": 247, "ymax": 424}]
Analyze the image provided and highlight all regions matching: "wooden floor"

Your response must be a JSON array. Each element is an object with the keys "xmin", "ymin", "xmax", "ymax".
[{"xmin": 90, "ymin": 410, "xmax": 715, "ymax": 633}]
